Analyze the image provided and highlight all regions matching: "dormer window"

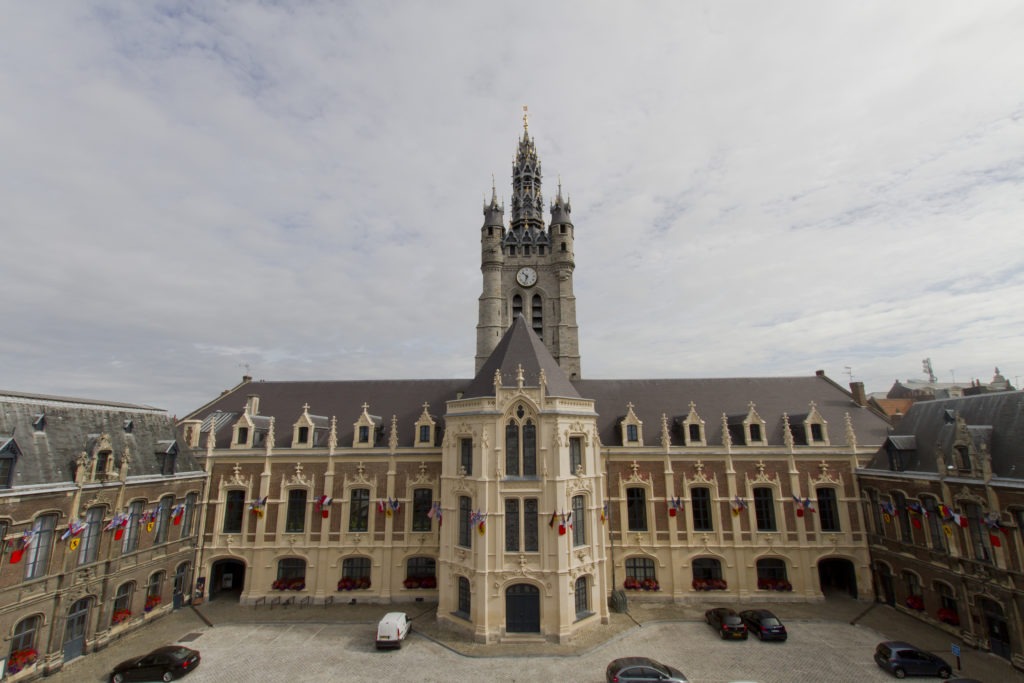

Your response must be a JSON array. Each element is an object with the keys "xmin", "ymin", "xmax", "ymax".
[
  {"xmin": 729, "ymin": 402, "xmax": 767, "ymax": 446},
  {"xmin": 955, "ymin": 445, "xmax": 971, "ymax": 471},
  {"xmin": 749, "ymin": 424, "xmax": 762, "ymax": 442},
  {"xmin": 237, "ymin": 427, "xmax": 249, "ymax": 445},
  {"xmin": 32, "ymin": 414, "xmax": 45, "ymax": 432},
  {"xmin": 359, "ymin": 426, "xmax": 369, "ymax": 443},
  {"xmin": 414, "ymin": 404, "xmax": 436, "ymax": 448},
  {"xmin": 0, "ymin": 437, "xmax": 19, "ymax": 488},
  {"xmin": 123, "ymin": 419, "xmax": 134, "ymax": 434},
  {"xmin": 96, "ymin": 451, "xmax": 110, "ymax": 478},
  {"xmin": 298, "ymin": 426, "xmax": 309, "ymax": 442},
  {"xmin": 619, "ymin": 403, "xmax": 644, "ymax": 447},
  {"xmin": 689, "ymin": 424, "xmax": 701, "ymax": 441},
  {"xmin": 810, "ymin": 424, "xmax": 824, "ymax": 442},
  {"xmin": 158, "ymin": 441, "xmax": 178, "ymax": 475},
  {"xmin": 353, "ymin": 404, "xmax": 382, "ymax": 448}
]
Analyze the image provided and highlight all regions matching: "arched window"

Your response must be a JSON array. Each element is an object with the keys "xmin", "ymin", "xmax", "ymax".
[
  {"xmin": 405, "ymin": 557, "xmax": 436, "ymax": 588},
  {"xmin": 625, "ymin": 557, "xmax": 656, "ymax": 582},
  {"xmin": 123, "ymin": 500, "xmax": 143, "ymax": 552},
  {"xmin": 146, "ymin": 571, "xmax": 164, "ymax": 611},
  {"xmin": 574, "ymin": 576, "xmax": 589, "ymax": 617},
  {"xmin": 457, "ymin": 576, "xmax": 471, "ymax": 618},
  {"xmin": 412, "ymin": 489, "xmax": 433, "ymax": 532},
  {"xmin": 24, "ymin": 514, "xmax": 56, "ymax": 580},
  {"xmin": 512, "ymin": 294, "xmax": 523, "ymax": 319},
  {"xmin": 174, "ymin": 562, "xmax": 191, "ymax": 596},
  {"xmin": 341, "ymin": 556, "xmax": 371, "ymax": 589},
  {"xmin": 154, "ymin": 496, "xmax": 173, "ymax": 544},
  {"xmin": 78, "ymin": 506, "xmax": 104, "ymax": 565},
  {"xmin": 505, "ymin": 405, "xmax": 536, "ymax": 477},
  {"xmin": 692, "ymin": 557, "xmax": 722, "ymax": 580},
  {"xmin": 756, "ymin": 558, "xmax": 790, "ymax": 590},
  {"xmin": 113, "ymin": 582, "xmax": 134, "ymax": 624},
  {"xmin": 180, "ymin": 492, "xmax": 198, "ymax": 538},
  {"xmin": 8, "ymin": 615, "xmax": 41, "ymax": 670},
  {"xmin": 934, "ymin": 581, "xmax": 959, "ymax": 625},
  {"xmin": 274, "ymin": 558, "xmax": 305, "ymax": 591}
]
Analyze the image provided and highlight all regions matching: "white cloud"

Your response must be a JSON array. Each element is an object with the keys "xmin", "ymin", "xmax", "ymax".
[{"xmin": 1, "ymin": 1, "xmax": 1022, "ymax": 414}]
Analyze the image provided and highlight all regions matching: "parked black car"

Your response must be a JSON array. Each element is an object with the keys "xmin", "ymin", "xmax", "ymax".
[
  {"xmin": 606, "ymin": 656, "xmax": 689, "ymax": 682},
  {"xmin": 110, "ymin": 645, "xmax": 200, "ymax": 682},
  {"xmin": 873, "ymin": 641, "xmax": 952, "ymax": 679},
  {"xmin": 739, "ymin": 609, "xmax": 788, "ymax": 641},
  {"xmin": 704, "ymin": 607, "xmax": 748, "ymax": 640}
]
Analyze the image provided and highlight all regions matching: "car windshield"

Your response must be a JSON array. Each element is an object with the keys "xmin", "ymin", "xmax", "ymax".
[
  {"xmin": 161, "ymin": 647, "xmax": 193, "ymax": 660},
  {"xmin": 761, "ymin": 617, "xmax": 781, "ymax": 626}
]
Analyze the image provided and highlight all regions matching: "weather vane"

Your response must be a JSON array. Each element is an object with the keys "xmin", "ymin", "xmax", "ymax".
[{"xmin": 522, "ymin": 105, "xmax": 529, "ymax": 132}]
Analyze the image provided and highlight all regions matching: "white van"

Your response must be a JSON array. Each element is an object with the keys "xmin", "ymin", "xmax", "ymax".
[{"xmin": 375, "ymin": 612, "xmax": 411, "ymax": 650}]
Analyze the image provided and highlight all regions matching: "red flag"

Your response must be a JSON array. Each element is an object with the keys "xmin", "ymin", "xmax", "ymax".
[
  {"xmin": 990, "ymin": 534, "xmax": 1002, "ymax": 548},
  {"xmin": 114, "ymin": 528, "xmax": 125, "ymax": 541},
  {"xmin": 9, "ymin": 548, "xmax": 24, "ymax": 564},
  {"xmin": 911, "ymin": 517, "xmax": 922, "ymax": 530},
  {"xmin": 669, "ymin": 508, "xmax": 676, "ymax": 517},
  {"xmin": 796, "ymin": 508, "xmax": 804, "ymax": 518}
]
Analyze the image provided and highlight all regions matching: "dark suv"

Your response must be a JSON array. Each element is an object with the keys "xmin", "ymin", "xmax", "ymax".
[{"xmin": 874, "ymin": 641, "xmax": 952, "ymax": 679}]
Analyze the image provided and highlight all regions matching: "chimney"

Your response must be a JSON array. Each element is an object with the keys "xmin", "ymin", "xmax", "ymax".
[
  {"xmin": 242, "ymin": 374, "xmax": 253, "ymax": 383},
  {"xmin": 850, "ymin": 382, "xmax": 867, "ymax": 406},
  {"xmin": 246, "ymin": 394, "xmax": 260, "ymax": 416}
]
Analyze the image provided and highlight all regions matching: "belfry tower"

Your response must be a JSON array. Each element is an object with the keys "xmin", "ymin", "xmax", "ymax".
[{"xmin": 475, "ymin": 111, "xmax": 582, "ymax": 379}]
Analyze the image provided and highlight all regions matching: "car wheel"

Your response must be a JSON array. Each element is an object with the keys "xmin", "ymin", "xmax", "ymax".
[
  {"xmin": 938, "ymin": 668, "xmax": 951, "ymax": 679},
  {"xmin": 111, "ymin": 674, "xmax": 125, "ymax": 683},
  {"xmin": 893, "ymin": 667, "xmax": 906, "ymax": 679},
  {"xmin": 162, "ymin": 671, "xmax": 174, "ymax": 682}
]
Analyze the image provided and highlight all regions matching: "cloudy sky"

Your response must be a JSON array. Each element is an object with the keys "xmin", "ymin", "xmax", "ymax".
[{"xmin": 3, "ymin": 2, "xmax": 1022, "ymax": 417}]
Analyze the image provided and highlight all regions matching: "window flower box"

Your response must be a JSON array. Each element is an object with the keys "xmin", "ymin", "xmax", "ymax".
[
  {"xmin": 905, "ymin": 595, "xmax": 925, "ymax": 611},
  {"xmin": 144, "ymin": 595, "xmax": 162, "ymax": 612},
  {"xmin": 337, "ymin": 576, "xmax": 371, "ymax": 591},
  {"xmin": 272, "ymin": 578, "xmax": 306, "ymax": 591},
  {"xmin": 112, "ymin": 609, "xmax": 132, "ymax": 625},
  {"xmin": 936, "ymin": 608, "xmax": 960, "ymax": 626},
  {"xmin": 692, "ymin": 578, "xmax": 727, "ymax": 591},
  {"xmin": 757, "ymin": 577, "xmax": 792, "ymax": 591},
  {"xmin": 7, "ymin": 648, "xmax": 38, "ymax": 675}
]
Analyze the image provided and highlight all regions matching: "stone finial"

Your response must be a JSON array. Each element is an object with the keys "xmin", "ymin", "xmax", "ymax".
[
  {"xmin": 782, "ymin": 412, "xmax": 794, "ymax": 453},
  {"xmin": 721, "ymin": 413, "xmax": 731, "ymax": 451},
  {"xmin": 328, "ymin": 416, "xmax": 338, "ymax": 455},
  {"xmin": 516, "ymin": 364, "xmax": 525, "ymax": 387},
  {"xmin": 389, "ymin": 415, "xmax": 398, "ymax": 453},
  {"xmin": 266, "ymin": 417, "xmax": 275, "ymax": 456},
  {"xmin": 660, "ymin": 413, "xmax": 670, "ymax": 452},
  {"xmin": 494, "ymin": 369, "xmax": 503, "ymax": 390},
  {"xmin": 844, "ymin": 412, "xmax": 857, "ymax": 452}
]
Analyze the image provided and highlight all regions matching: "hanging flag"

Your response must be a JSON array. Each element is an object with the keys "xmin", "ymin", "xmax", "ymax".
[
  {"xmin": 566, "ymin": 510, "xmax": 573, "ymax": 530},
  {"xmin": 9, "ymin": 531, "xmax": 34, "ymax": 564},
  {"xmin": 600, "ymin": 502, "xmax": 608, "ymax": 524},
  {"xmin": 172, "ymin": 503, "xmax": 185, "ymax": 525},
  {"xmin": 911, "ymin": 517, "xmax": 922, "ymax": 530},
  {"xmin": 668, "ymin": 496, "xmax": 682, "ymax": 517},
  {"xmin": 315, "ymin": 495, "xmax": 333, "ymax": 518},
  {"xmin": 990, "ymin": 534, "xmax": 1002, "ymax": 548},
  {"xmin": 249, "ymin": 496, "xmax": 267, "ymax": 518},
  {"xmin": 558, "ymin": 511, "xmax": 567, "ymax": 536},
  {"xmin": 61, "ymin": 519, "xmax": 85, "ymax": 541},
  {"xmin": 549, "ymin": 509, "xmax": 557, "ymax": 528},
  {"xmin": 943, "ymin": 524, "xmax": 952, "ymax": 537},
  {"xmin": 385, "ymin": 497, "xmax": 394, "ymax": 518},
  {"xmin": 377, "ymin": 499, "xmax": 387, "ymax": 514},
  {"xmin": 793, "ymin": 495, "xmax": 805, "ymax": 518},
  {"xmin": 731, "ymin": 497, "xmax": 747, "ymax": 516},
  {"xmin": 390, "ymin": 497, "xmax": 401, "ymax": 514},
  {"xmin": 803, "ymin": 497, "xmax": 816, "ymax": 514}
]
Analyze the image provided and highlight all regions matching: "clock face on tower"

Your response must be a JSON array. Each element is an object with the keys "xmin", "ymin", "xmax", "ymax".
[{"xmin": 516, "ymin": 267, "xmax": 538, "ymax": 287}]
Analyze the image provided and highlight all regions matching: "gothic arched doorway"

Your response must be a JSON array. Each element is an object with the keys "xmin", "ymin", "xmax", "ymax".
[
  {"xmin": 210, "ymin": 559, "xmax": 246, "ymax": 601},
  {"xmin": 505, "ymin": 583, "xmax": 540, "ymax": 633},
  {"xmin": 63, "ymin": 597, "xmax": 91, "ymax": 661},
  {"xmin": 978, "ymin": 597, "xmax": 1011, "ymax": 660},
  {"xmin": 875, "ymin": 562, "xmax": 894, "ymax": 605},
  {"xmin": 818, "ymin": 558, "xmax": 857, "ymax": 598}
]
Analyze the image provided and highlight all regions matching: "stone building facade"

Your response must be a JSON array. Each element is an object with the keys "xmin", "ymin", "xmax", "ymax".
[
  {"xmin": 0, "ymin": 391, "xmax": 204, "ymax": 680},
  {"xmin": 180, "ymin": 119, "xmax": 892, "ymax": 644},
  {"xmin": 858, "ymin": 390, "xmax": 1024, "ymax": 670}
]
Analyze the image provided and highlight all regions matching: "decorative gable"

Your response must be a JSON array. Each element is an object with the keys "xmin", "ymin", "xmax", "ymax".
[
  {"xmin": 414, "ymin": 403, "xmax": 436, "ymax": 448},
  {"xmin": 291, "ymin": 403, "xmax": 328, "ymax": 447},
  {"xmin": 680, "ymin": 401, "xmax": 706, "ymax": 446},
  {"xmin": 619, "ymin": 403, "xmax": 643, "ymax": 447},
  {"xmin": 728, "ymin": 402, "xmax": 766, "ymax": 446},
  {"xmin": 353, "ymin": 403, "xmax": 383, "ymax": 449}
]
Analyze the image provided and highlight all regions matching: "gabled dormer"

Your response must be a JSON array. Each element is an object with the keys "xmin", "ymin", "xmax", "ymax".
[
  {"xmin": 231, "ymin": 412, "xmax": 255, "ymax": 449},
  {"xmin": 680, "ymin": 401, "xmax": 706, "ymax": 446},
  {"xmin": 292, "ymin": 403, "xmax": 328, "ymax": 448},
  {"xmin": 727, "ymin": 402, "xmax": 767, "ymax": 446},
  {"xmin": 619, "ymin": 403, "xmax": 644, "ymax": 447},
  {"xmin": 0, "ymin": 436, "xmax": 20, "ymax": 488},
  {"xmin": 941, "ymin": 411, "xmax": 989, "ymax": 477},
  {"xmin": 787, "ymin": 401, "xmax": 830, "ymax": 446},
  {"xmin": 414, "ymin": 403, "xmax": 437, "ymax": 448},
  {"xmin": 353, "ymin": 403, "xmax": 383, "ymax": 449},
  {"xmin": 88, "ymin": 433, "xmax": 115, "ymax": 480}
]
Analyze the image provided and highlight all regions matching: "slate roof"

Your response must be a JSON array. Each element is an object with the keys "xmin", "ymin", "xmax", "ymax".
[
  {"xmin": 0, "ymin": 390, "xmax": 200, "ymax": 487},
  {"xmin": 864, "ymin": 390, "xmax": 1024, "ymax": 478},
  {"xmin": 464, "ymin": 315, "xmax": 580, "ymax": 399},
  {"xmin": 185, "ymin": 322, "xmax": 892, "ymax": 451}
]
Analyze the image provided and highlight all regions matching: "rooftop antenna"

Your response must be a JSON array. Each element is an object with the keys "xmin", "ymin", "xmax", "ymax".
[{"xmin": 844, "ymin": 366, "xmax": 854, "ymax": 382}]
